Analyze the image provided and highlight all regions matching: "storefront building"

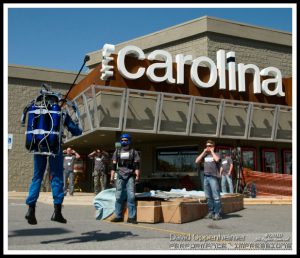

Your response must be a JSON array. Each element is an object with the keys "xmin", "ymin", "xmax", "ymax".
[{"xmin": 8, "ymin": 16, "xmax": 292, "ymax": 193}]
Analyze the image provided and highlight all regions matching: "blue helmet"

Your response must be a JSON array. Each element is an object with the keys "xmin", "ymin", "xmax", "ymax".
[{"xmin": 120, "ymin": 133, "xmax": 132, "ymax": 147}]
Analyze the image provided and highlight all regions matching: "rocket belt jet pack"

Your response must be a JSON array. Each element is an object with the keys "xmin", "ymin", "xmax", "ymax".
[{"xmin": 21, "ymin": 83, "xmax": 80, "ymax": 156}]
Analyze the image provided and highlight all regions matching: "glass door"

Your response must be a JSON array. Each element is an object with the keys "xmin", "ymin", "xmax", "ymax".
[
  {"xmin": 241, "ymin": 147, "xmax": 257, "ymax": 171},
  {"xmin": 283, "ymin": 149, "xmax": 292, "ymax": 174},
  {"xmin": 262, "ymin": 149, "xmax": 278, "ymax": 173}
]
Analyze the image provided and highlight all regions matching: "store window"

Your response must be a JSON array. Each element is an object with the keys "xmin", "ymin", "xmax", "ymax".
[
  {"xmin": 262, "ymin": 149, "xmax": 279, "ymax": 173},
  {"xmin": 241, "ymin": 148, "xmax": 257, "ymax": 171},
  {"xmin": 283, "ymin": 150, "xmax": 292, "ymax": 174},
  {"xmin": 156, "ymin": 146, "xmax": 198, "ymax": 175}
]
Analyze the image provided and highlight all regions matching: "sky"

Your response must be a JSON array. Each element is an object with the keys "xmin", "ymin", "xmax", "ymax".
[{"xmin": 6, "ymin": 4, "xmax": 294, "ymax": 73}]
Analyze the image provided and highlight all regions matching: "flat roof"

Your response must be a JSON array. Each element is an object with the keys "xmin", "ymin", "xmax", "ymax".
[
  {"xmin": 8, "ymin": 65, "xmax": 87, "ymax": 84},
  {"xmin": 86, "ymin": 16, "xmax": 292, "ymax": 68}
]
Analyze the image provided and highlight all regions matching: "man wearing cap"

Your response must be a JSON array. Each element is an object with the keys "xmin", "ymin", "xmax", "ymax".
[
  {"xmin": 195, "ymin": 140, "xmax": 222, "ymax": 220},
  {"xmin": 110, "ymin": 133, "xmax": 140, "ymax": 224}
]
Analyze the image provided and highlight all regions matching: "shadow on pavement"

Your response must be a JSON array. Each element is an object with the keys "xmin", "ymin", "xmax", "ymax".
[
  {"xmin": 8, "ymin": 227, "xmax": 72, "ymax": 237},
  {"xmin": 221, "ymin": 213, "xmax": 243, "ymax": 219},
  {"xmin": 40, "ymin": 230, "xmax": 139, "ymax": 244}
]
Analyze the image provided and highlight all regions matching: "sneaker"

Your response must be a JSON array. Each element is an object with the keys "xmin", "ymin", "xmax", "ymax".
[
  {"xmin": 213, "ymin": 213, "xmax": 222, "ymax": 220},
  {"xmin": 111, "ymin": 217, "xmax": 123, "ymax": 223},
  {"xmin": 127, "ymin": 218, "xmax": 137, "ymax": 224},
  {"xmin": 204, "ymin": 212, "xmax": 214, "ymax": 219}
]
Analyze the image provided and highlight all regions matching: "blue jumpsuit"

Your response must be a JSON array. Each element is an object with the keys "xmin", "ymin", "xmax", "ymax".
[{"xmin": 26, "ymin": 113, "xmax": 82, "ymax": 206}]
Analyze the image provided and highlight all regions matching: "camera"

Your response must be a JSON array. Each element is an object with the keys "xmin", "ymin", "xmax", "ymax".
[{"xmin": 231, "ymin": 147, "xmax": 241, "ymax": 165}]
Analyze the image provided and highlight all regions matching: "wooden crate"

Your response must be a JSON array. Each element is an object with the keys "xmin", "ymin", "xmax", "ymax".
[
  {"xmin": 221, "ymin": 194, "xmax": 244, "ymax": 214},
  {"xmin": 161, "ymin": 198, "xmax": 208, "ymax": 224},
  {"xmin": 105, "ymin": 194, "xmax": 243, "ymax": 224}
]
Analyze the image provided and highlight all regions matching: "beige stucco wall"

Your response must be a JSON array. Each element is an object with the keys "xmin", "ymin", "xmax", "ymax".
[{"xmin": 206, "ymin": 33, "xmax": 292, "ymax": 77}]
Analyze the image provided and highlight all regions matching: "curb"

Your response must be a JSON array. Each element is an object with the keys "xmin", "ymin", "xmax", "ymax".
[
  {"xmin": 244, "ymin": 198, "xmax": 292, "ymax": 205},
  {"xmin": 8, "ymin": 192, "xmax": 292, "ymax": 205},
  {"xmin": 7, "ymin": 192, "xmax": 95, "ymax": 206}
]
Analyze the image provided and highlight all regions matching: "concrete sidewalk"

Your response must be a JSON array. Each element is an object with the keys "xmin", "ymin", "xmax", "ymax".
[
  {"xmin": 7, "ymin": 191, "xmax": 292, "ymax": 205},
  {"xmin": 7, "ymin": 191, "xmax": 95, "ymax": 206}
]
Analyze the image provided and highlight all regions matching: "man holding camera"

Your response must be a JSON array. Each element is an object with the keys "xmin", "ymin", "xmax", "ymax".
[
  {"xmin": 195, "ymin": 140, "xmax": 222, "ymax": 220},
  {"xmin": 88, "ymin": 149, "xmax": 109, "ymax": 195}
]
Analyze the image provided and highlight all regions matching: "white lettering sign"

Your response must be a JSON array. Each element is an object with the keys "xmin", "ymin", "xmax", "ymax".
[
  {"xmin": 190, "ymin": 56, "xmax": 218, "ymax": 88},
  {"xmin": 146, "ymin": 50, "xmax": 175, "ymax": 84},
  {"xmin": 100, "ymin": 44, "xmax": 115, "ymax": 80},
  {"xmin": 101, "ymin": 44, "xmax": 285, "ymax": 97},
  {"xmin": 117, "ymin": 45, "xmax": 145, "ymax": 79}
]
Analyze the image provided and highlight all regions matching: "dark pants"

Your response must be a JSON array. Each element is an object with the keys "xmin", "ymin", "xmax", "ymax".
[{"xmin": 93, "ymin": 171, "xmax": 107, "ymax": 194}]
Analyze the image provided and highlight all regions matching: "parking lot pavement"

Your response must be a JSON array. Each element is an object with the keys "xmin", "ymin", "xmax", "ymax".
[{"xmin": 5, "ymin": 195, "xmax": 294, "ymax": 254}]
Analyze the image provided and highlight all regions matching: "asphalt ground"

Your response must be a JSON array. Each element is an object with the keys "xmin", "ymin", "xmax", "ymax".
[{"xmin": 5, "ymin": 194, "xmax": 294, "ymax": 254}]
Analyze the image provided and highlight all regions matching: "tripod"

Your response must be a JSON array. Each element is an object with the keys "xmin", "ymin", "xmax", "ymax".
[
  {"xmin": 232, "ymin": 147, "xmax": 246, "ymax": 193},
  {"xmin": 234, "ymin": 162, "xmax": 245, "ymax": 193}
]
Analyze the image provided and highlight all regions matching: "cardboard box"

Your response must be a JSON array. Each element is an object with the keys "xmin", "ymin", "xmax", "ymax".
[
  {"xmin": 107, "ymin": 201, "xmax": 163, "ymax": 223},
  {"xmin": 137, "ymin": 200, "xmax": 163, "ymax": 223},
  {"xmin": 123, "ymin": 207, "xmax": 129, "ymax": 221},
  {"xmin": 161, "ymin": 198, "xmax": 208, "ymax": 224}
]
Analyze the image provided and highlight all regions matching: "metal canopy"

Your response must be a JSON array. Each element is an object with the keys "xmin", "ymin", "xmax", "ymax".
[{"xmin": 65, "ymin": 85, "xmax": 292, "ymax": 143}]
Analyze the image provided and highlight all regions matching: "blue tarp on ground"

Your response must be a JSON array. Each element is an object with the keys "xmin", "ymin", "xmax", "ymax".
[{"xmin": 93, "ymin": 188, "xmax": 116, "ymax": 220}]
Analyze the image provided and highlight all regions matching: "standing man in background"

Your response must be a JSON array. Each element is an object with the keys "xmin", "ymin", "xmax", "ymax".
[
  {"xmin": 63, "ymin": 147, "xmax": 80, "ymax": 196},
  {"xmin": 88, "ymin": 148, "xmax": 109, "ymax": 195},
  {"xmin": 220, "ymin": 150, "xmax": 234, "ymax": 193},
  {"xmin": 195, "ymin": 140, "xmax": 222, "ymax": 220}
]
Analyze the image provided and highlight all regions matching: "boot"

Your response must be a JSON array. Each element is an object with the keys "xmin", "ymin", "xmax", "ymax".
[
  {"xmin": 51, "ymin": 204, "xmax": 67, "ymax": 223},
  {"xmin": 25, "ymin": 205, "xmax": 37, "ymax": 225}
]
